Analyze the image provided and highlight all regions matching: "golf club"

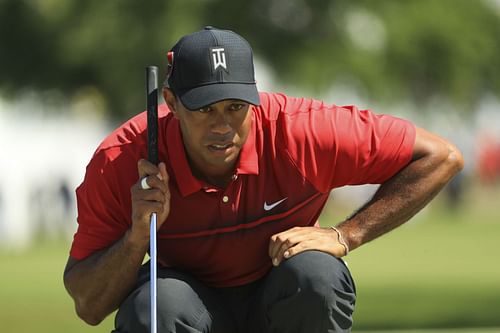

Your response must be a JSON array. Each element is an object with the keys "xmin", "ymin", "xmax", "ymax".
[{"xmin": 146, "ymin": 65, "xmax": 159, "ymax": 333}]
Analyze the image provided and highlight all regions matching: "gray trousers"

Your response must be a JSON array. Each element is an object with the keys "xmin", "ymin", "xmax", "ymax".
[{"xmin": 113, "ymin": 251, "xmax": 356, "ymax": 333}]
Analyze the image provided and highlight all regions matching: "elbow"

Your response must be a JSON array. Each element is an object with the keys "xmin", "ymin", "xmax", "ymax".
[
  {"xmin": 64, "ymin": 280, "xmax": 105, "ymax": 325},
  {"xmin": 63, "ymin": 264, "xmax": 109, "ymax": 326},
  {"xmin": 65, "ymin": 282, "xmax": 107, "ymax": 326},
  {"xmin": 445, "ymin": 143, "xmax": 464, "ymax": 176},
  {"xmin": 75, "ymin": 303, "xmax": 106, "ymax": 326},
  {"xmin": 414, "ymin": 127, "xmax": 464, "ymax": 178}
]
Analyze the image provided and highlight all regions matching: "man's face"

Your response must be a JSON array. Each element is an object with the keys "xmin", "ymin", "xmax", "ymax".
[{"xmin": 164, "ymin": 89, "xmax": 252, "ymax": 178}]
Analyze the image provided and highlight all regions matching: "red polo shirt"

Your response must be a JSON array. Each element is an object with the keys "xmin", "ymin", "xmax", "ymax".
[{"xmin": 71, "ymin": 92, "xmax": 415, "ymax": 287}]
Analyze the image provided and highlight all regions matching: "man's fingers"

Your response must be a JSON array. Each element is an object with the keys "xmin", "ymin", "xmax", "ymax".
[
  {"xmin": 138, "ymin": 174, "xmax": 168, "ymax": 193},
  {"xmin": 269, "ymin": 230, "xmax": 290, "ymax": 259},
  {"xmin": 158, "ymin": 162, "xmax": 169, "ymax": 184},
  {"xmin": 134, "ymin": 200, "xmax": 165, "ymax": 222},
  {"xmin": 269, "ymin": 228, "xmax": 310, "ymax": 266},
  {"xmin": 136, "ymin": 160, "xmax": 169, "ymax": 194},
  {"xmin": 136, "ymin": 188, "xmax": 167, "ymax": 204},
  {"xmin": 282, "ymin": 241, "xmax": 311, "ymax": 260},
  {"xmin": 132, "ymin": 159, "xmax": 171, "ymax": 234},
  {"xmin": 270, "ymin": 237, "xmax": 296, "ymax": 266},
  {"xmin": 137, "ymin": 158, "xmax": 160, "ymax": 178},
  {"xmin": 269, "ymin": 227, "xmax": 348, "ymax": 266}
]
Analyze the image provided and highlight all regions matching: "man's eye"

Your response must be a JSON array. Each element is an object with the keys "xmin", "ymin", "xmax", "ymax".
[
  {"xmin": 229, "ymin": 104, "xmax": 244, "ymax": 111},
  {"xmin": 198, "ymin": 107, "xmax": 212, "ymax": 113}
]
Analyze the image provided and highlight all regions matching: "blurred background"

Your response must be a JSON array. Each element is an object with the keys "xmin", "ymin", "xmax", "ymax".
[{"xmin": 1, "ymin": 0, "xmax": 499, "ymax": 332}]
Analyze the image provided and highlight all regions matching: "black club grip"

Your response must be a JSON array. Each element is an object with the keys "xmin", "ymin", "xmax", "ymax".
[{"xmin": 146, "ymin": 66, "xmax": 159, "ymax": 165}]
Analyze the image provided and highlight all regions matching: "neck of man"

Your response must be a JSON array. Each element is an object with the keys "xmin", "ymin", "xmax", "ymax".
[
  {"xmin": 187, "ymin": 155, "xmax": 238, "ymax": 189},
  {"xmin": 192, "ymin": 165, "xmax": 236, "ymax": 189}
]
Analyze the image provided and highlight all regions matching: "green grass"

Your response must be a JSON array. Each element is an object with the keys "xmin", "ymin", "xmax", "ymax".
[
  {"xmin": 0, "ymin": 240, "xmax": 115, "ymax": 333},
  {"xmin": 324, "ymin": 183, "xmax": 500, "ymax": 331},
  {"xmin": 0, "ymin": 183, "xmax": 499, "ymax": 332},
  {"xmin": 347, "ymin": 220, "xmax": 500, "ymax": 330}
]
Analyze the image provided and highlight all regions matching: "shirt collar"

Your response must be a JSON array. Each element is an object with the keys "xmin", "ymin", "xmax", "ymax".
[
  {"xmin": 166, "ymin": 108, "xmax": 259, "ymax": 197},
  {"xmin": 236, "ymin": 110, "xmax": 259, "ymax": 176}
]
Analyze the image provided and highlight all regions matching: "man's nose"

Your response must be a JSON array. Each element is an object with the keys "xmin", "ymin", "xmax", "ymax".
[{"xmin": 211, "ymin": 112, "xmax": 232, "ymax": 135}]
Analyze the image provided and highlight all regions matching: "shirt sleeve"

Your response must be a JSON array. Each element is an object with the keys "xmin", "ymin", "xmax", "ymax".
[
  {"xmin": 279, "ymin": 96, "xmax": 416, "ymax": 193},
  {"xmin": 70, "ymin": 148, "xmax": 131, "ymax": 260}
]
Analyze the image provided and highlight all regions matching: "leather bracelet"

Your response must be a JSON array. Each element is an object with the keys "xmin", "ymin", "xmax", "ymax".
[{"xmin": 331, "ymin": 226, "xmax": 349, "ymax": 256}]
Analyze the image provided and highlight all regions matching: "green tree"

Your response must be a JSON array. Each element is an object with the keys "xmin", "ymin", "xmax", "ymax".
[{"xmin": 1, "ymin": 0, "xmax": 499, "ymax": 119}]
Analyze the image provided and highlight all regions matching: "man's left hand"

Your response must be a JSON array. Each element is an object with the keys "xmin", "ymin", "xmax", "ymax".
[{"xmin": 269, "ymin": 227, "xmax": 347, "ymax": 266}]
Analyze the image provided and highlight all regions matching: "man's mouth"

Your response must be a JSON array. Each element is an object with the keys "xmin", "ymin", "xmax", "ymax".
[{"xmin": 207, "ymin": 143, "xmax": 234, "ymax": 151}]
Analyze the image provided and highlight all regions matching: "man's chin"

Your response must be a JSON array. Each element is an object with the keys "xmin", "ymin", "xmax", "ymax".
[{"xmin": 205, "ymin": 148, "xmax": 239, "ymax": 169}]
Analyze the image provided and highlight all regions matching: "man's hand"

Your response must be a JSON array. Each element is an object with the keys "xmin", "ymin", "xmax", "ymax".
[
  {"xmin": 269, "ymin": 226, "xmax": 347, "ymax": 266},
  {"xmin": 130, "ymin": 159, "xmax": 170, "ymax": 244}
]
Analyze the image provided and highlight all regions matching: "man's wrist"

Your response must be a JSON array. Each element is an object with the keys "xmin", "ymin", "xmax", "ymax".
[
  {"xmin": 330, "ymin": 226, "xmax": 349, "ymax": 256},
  {"xmin": 124, "ymin": 229, "xmax": 150, "ymax": 253}
]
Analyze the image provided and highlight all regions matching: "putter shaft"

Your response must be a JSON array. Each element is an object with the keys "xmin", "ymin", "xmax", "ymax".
[{"xmin": 150, "ymin": 212, "xmax": 157, "ymax": 333}]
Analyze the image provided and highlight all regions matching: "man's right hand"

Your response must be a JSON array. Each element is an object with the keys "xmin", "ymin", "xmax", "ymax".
[
  {"xmin": 130, "ymin": 159, "xmax": 170, "ymax": 244},
  {"xmin": 64, "ymin": 160, "xmax": 170, "ymax": 326},
  {"xmin": 64, "ymin": 158, "xmax": 170, "ymax": 326}
]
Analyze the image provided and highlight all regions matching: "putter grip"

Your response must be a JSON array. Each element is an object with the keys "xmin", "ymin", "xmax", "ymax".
[{"xmin": 146, "ymin": 66, "xmax": 159, "ymax": 165}]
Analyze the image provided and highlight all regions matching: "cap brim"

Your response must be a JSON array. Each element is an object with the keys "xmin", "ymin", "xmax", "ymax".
[{"xmin": 178, "ymin": 83, "xmax": 260, "ymax": 110}]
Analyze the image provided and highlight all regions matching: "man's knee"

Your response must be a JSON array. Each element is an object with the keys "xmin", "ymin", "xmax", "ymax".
[
  {"xmin": 259, "ymin": 250, "xmax": 356, "ymax": 332},
  {"xmin": 115, "ymin": 272, "xmax": 212, "ymax": 333},
  {"xmin": 156, "ymin": 277, "xmax": 212, "ymax": 331},
  {"xmin": 114, "ymin": 279, "xmax": 152, "ymax": 332},
  {"xmin": 284, "ymin": 250, "xmax": 354, "ymax": 289}
]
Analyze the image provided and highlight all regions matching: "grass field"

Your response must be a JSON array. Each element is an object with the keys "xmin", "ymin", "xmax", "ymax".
[
  {"xmin": 327, "ymin": 183, "xmax": 500, "ymax": 332},
  {"xmin": 0, "ymin": 182, "xmax": 499, "ymax": 332}
]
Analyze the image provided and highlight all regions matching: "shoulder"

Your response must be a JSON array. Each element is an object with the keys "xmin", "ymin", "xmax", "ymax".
[
  {"xmin": 255, "ymin": 91, "xmax": 343, "ymax": 120},
  {"xmin": 88, "ymin": 104, "xmax": 173, "ymax": 171},
  {"xmin": 94, "ymin": 104, "xmax": 172, "ymax": 155},
  {"xmin": 254, "ymin": 91, "xmax": 346, "ymax": 139},
  {"xmin": 99, "ymin": 104, "xmax": 170, "ymax": 150}
]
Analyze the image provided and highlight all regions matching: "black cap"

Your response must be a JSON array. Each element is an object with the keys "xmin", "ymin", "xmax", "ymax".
[{"xmin": 166, "ymin": 26, "xmax": 260, "ymax": 110}]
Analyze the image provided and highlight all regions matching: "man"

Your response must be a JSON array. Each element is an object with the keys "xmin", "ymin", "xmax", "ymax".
[{"xmin": 63, "ymin": 27, "xmax": 463, "ymax": 333}]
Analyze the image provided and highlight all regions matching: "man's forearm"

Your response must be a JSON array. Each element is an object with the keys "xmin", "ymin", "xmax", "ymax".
[
  {"xmin": 64, "ymin": 231, "xmax": 149, "ymax": 325},
  {"xmin": 337, "ymin": 132, "xmax": 463, "ymax": 251}
]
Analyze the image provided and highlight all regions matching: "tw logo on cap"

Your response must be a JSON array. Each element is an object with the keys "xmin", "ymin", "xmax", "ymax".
[{"xmin": 211, "ymin": 47, "xmax": 227, "ymax": 71}]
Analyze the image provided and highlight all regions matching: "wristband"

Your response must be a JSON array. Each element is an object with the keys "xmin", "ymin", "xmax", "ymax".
[{"xmin": 331, "ymin": 226, "xmax": 349, "ymax": 256}]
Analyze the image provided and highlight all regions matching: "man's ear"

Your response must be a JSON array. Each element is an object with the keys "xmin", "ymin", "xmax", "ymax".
[{"xmin": 163, "ymin": 88, "xmax": 179, "ymax": 118}]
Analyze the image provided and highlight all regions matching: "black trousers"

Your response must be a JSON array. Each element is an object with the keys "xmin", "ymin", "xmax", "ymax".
[{"xmin": 113, "ymin": 251, "xmax": 356, "ymax": 333}]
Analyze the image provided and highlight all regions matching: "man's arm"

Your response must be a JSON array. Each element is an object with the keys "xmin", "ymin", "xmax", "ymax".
[
  {"xmin": 269, "ymin": 127, "xmax": 463, "ymax": 264},
  {"xmin": 336, "ymin": 126, "xmax": 464, "ymax": 251},
  {"xmin": 338, "ymin": 128, "xmax": 464, "ymax": 250},
  {"xmin": 63, "ymin": 232, "xmax": 149, "ymax": 325},
  {"xmin": 63, "ymin": 160, "xmax": 170, "ymax": 325}
]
